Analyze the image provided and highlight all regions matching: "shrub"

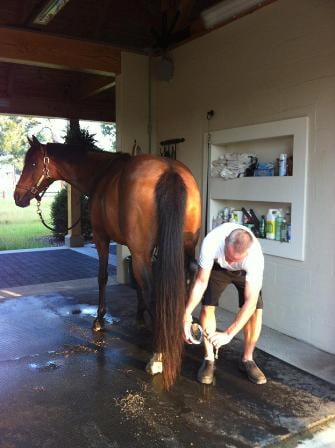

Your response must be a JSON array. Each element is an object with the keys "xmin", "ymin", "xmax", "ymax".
[{"xmin": 50, "ymin": 188, "xmax": 92, "ymax": 240}]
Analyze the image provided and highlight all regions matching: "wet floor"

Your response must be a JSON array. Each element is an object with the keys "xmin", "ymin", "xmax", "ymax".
[{"xmin": 0, "ymin": 284, "xmax": 334, "ymax": 448}]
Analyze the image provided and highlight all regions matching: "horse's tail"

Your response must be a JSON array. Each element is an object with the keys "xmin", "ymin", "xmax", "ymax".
[{"xmin": 155, "ymin": 169, "xmax": 186, "ymax": 389}]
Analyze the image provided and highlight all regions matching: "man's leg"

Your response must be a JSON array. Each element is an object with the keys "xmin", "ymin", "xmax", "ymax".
[
  {"xmin": 243, "ymin": 308, "xmax": 263, "ymax": 361},
  {"xmin": 200, "ymin": 305, "xmax": 216, "ymax": 360},
  {"xmin": 234, "ymin": 277, "xmax": 267, "ymax": 385},
  {"xmin": 240, "ymin": 308, "xmax": 267, "ymax": 384},
  {"xmin": 197, "ymin": 267, "xmax": 230, "ymax": 384},
  {"xmin": 197, "ymin": 305, "xmax": 217, "ymax": 384}
]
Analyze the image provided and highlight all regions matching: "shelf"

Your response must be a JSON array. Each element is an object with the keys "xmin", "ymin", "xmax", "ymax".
[
  {"xmin": 258, "ymin": 238, "xmax": 292, "ymax": 259},
  {"xmin": 204, "ymin": 117, "xmax": 309, "ymax": 261},
  {"xmin": 210, "ymin": 176, "xmax": 295, "ymax": 203}
]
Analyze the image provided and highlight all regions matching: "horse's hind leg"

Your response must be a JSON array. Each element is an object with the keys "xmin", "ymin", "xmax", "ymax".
[
  {"xmin": 131, "ymin": 253, "xmax": 162, "ymax": 374},
  {"xmin": 135, "ymin": 287, "xmax": 148, "ymax": 328},
  {"xmin": 93, "ymin": 234, "xmax": 110, "ymax": 332},
  {"xmin": 131, "ymin": 253, "xmax": 154, "ymax": 326}
]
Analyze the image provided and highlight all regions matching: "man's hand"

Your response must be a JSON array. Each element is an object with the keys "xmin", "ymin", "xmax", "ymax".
[
  {"xmin": 206, "ymin": 331, "xmax": 233, "ymax": 349},
  {"xmin": 183, "ymin": 313, "xmax": 193, "ymax": 344}
]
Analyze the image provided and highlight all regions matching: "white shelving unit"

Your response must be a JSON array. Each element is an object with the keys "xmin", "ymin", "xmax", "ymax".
[{"xmin": 203, "ymin": 117, "xmax": 309, "ymax": 261}]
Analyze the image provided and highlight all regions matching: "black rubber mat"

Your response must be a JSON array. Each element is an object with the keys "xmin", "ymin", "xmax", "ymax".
[
  {"xmin": 0, "ymin": 285, "xmax": 334, "ymax": 448},
  {"xmin": 0, "ymin": 249, "xmax": 116, "ymax": 288}
]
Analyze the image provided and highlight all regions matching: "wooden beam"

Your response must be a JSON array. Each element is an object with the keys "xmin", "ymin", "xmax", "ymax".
[
  {"xmin": 0, "ymin": 27, "xmax": 121, "ymax": 76},
  {"xmin": 0, "ymin": 94, "xmax": 115, "ymax": 122}
]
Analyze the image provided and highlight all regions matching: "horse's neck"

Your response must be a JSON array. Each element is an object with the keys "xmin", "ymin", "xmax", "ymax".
[{"xmin": 52, "ymin": 151, "xmax": 115, "ymax": 194}]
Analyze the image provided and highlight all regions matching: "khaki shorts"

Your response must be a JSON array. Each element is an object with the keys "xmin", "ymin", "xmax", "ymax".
[{"xmin": 202, "ymin": 263, "xmax": 263, "ymax": 309}]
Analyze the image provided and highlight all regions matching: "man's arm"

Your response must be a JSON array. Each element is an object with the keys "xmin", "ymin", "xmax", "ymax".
[
  {"xmin": 207, "ymin": 280, "xmax": 260, "ymax": 348},
  {"xmin": 183, "ymin": 266, "xmax": 212, "ymax": 341}
]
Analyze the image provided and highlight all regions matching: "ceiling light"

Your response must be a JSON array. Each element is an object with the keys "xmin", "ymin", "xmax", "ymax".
[
  {"xmin": 201, "ymin": 0, "xmax": 263, "ymax": 29},
  {"xmin": 33, "ymin": 0, "xmax": 71, "ymax": 26}
]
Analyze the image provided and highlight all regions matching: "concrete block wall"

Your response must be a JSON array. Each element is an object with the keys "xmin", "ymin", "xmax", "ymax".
[{"xmin": 154, "ymin": 0, "xmax": 335, "ymax": 354}]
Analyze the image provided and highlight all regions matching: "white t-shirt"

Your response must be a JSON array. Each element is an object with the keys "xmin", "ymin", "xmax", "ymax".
[{"xmin": 199, "ymin": 223, "xmax": 264, "ymax": 290}]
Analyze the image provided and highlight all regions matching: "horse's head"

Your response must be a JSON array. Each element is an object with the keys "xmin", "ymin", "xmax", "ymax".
[{"xmin": 14, "ymin": 136, "xmax": 54, "ymax": 207}]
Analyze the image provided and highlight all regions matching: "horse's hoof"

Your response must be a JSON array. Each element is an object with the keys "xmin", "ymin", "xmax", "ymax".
[
  {"xmin": 92, "ymin": 318, "xmax": 104, "ymax": 332},
  {"xmin": 146, "ymin": 357, "xmax": 163, "ymax": 376}
]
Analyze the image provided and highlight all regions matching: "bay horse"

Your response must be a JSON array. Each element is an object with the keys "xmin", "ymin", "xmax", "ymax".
[{"xmin": 14, "ymin": 136, "xmax": 201, "ymax": 389}]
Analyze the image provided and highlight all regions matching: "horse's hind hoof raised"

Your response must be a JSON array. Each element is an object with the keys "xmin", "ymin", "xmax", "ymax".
[{"xmin": 92, "ymin": 317, "xmax": 104, "ymax": 332}]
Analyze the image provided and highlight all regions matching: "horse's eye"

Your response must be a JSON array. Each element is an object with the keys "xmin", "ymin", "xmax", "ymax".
[{"xmin": 32, "ymin": 162, "xmax": 37, "ymax": 168}]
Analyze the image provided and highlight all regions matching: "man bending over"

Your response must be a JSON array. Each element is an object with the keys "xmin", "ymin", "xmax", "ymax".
[{"xmin": 184, "ymin": 223, "xmax": 266, "ymax": 385}]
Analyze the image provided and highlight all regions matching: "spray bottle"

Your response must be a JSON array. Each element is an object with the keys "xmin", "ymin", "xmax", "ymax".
[{"xmin": 266, "ymin": 209, "xmax": 278, "ymax": 240}]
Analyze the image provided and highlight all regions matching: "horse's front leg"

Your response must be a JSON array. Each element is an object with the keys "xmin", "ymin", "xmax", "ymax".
[{"xmin": 93, "ymin": 235, "xmax": 110, "ymax": 332}]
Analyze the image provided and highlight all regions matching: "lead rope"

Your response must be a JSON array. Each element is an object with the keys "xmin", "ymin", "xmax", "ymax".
[{"xmin": 36, "ymin": 190, "xmax": 81, "ymax": 234}]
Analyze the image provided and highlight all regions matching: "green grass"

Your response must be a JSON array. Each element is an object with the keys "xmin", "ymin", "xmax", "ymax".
[{"xmin": 0, "ymin": 198, "xmax": 57, "ymax": 250}]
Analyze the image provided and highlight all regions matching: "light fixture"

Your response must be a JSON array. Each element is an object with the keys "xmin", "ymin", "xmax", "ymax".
[
  {"xmin": 33, "ymin": 0, "xmax": 71, "ymax": 26},
  {"xmin": 201, "ymin": 0, "xmax": 264, "ymax": 29}
]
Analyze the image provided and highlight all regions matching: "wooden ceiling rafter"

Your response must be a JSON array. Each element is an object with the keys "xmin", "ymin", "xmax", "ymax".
[
  {"xmin": 0, "ymin": 21, "xmax": 118, "ymax": 120},
  {"xmin": 0, "ymin": 0, "xmax": 277, "ymax": 122},
  {"xmin": 0, "ymin": 88, "xmax": 115, "ymax": 122},
  {"xmin": 0, "ymin": 26, "xmax": 121, "ymax": 76}
]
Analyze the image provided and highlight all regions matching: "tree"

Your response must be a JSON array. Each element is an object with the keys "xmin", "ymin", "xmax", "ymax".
[
  {"xmin": 100, "ymin": 122, "xmax": 116, "ymax": 150},
  {"xmin": 0, "ymin": 115, "xmax": 47, "ymax": 170},
  {"xmin": 64, "ymin": 120, "xmax": 100, "ymax": 150}
]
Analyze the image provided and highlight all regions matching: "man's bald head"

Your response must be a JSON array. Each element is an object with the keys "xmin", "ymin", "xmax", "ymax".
[{"xmin": 225, "ymin": 229, "xmax": 252, "ymax": 255}]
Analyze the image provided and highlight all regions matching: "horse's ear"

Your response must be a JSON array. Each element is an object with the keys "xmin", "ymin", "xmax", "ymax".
[
  {"xmin": 32, "ymin": 135, "xmax": 40, "ymax": 145},
  {"xmin": 27, "ymin": 136, "xmax": 33, "ymax": 146}
]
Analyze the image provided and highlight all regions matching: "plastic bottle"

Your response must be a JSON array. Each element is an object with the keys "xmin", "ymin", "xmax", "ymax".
[
  {"xmin": 259, "ymin": 215, "xmax": 266, "ymax": 238},
  {"xmin": 285, "ymin": 208, "xmax": 291, "ymax": 242},
  {"xmin": 223, "ymin": 207, "xmax": 229, "ymax": 222},
  {"xmin": 275, "ymin": 211, "xmax": 283, "ymax": 241},
  {"xmin": 280, "ymin": 218, "xmax": 288, "ymax": 242},
  {"xmin": 287, "ymin": 223, "xmax": 291, "ymax": 242},
  {"xmin": 216, "ymin": 212, "xmax": 224, "ymax": 226},
  {"xmin": 279, "ymin": 153, "xmax": 288, "ymax": 176},
  {"xmin": 266, "ymin": 209, "xmax": 278, "ymax": 240}
]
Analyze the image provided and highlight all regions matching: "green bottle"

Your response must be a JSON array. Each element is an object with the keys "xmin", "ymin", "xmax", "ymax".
[
  {"xmin": 275, "ymin": 214, "xmax": 283, "ymax": 241},
  {"xmin": 259, "ymin": 215, "xmax": 266, "ymax": 238}
]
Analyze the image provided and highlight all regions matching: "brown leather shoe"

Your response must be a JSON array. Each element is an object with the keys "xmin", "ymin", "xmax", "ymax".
[
  {"xmin": 239, "ymin": 360, "xmax": 267, "ymax": 384},
  {"xmin": 197, "ymin": 359, "xmax": 215, "ymax": 384}
]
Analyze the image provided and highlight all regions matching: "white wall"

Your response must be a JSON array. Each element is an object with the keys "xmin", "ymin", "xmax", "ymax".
[
  {"xmin": 154, "ymin": 0, "xmax": 335, "ymax": 354},
  {"xmin": 116, "ymin": 52, "xmax": 150, "ymax": 155},
  {"xmin": 115, "ymin": 51, "xmax": 150, "ymax": 283}
]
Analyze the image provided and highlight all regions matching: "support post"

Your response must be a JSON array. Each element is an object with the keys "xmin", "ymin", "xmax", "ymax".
[{"xmin": 65, "ymin": 183, "xmax": 84, "ymax": 247}]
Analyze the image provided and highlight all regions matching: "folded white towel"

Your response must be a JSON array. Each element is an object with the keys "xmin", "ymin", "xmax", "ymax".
[{"xmin": 211, "ymin": 153, "xmax": 256, "ymax": 179}]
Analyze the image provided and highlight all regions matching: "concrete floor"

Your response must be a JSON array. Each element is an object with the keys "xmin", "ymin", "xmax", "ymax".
[{"xmin": 0, "ymin": 247, "xmax": 334, "ymax": 447}]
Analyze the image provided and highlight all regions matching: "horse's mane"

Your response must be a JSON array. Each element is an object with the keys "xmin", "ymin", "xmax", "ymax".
[{"xmin": 46, "ymin": 142, "xmax": 129, "ymax": 164}]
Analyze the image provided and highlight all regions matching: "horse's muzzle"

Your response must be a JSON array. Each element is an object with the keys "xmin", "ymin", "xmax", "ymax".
[{"xmin": 14, "ymin": 190, "xmax": 31, "ymax": 208}]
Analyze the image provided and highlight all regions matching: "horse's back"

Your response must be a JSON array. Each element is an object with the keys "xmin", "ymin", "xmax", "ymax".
[{"xmin": 119, "ymin": 154, "xmax": 201, "ymax": 251}]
